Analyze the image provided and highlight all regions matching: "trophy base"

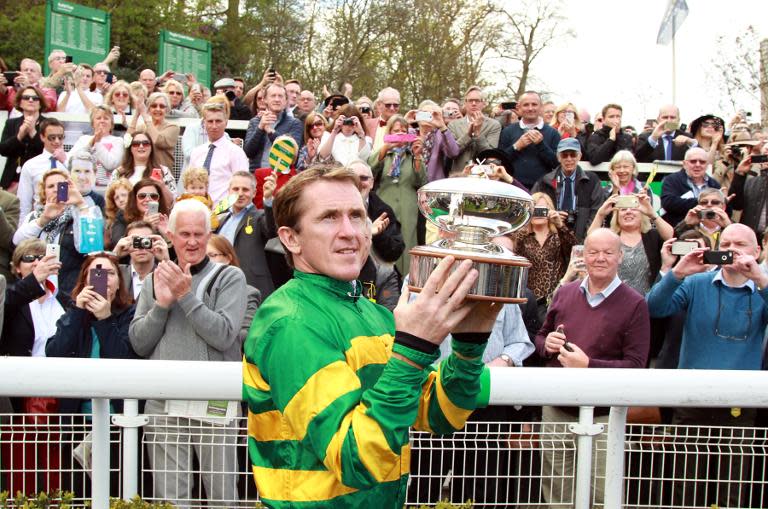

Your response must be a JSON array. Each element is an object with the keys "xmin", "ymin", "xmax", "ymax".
[{"xmin": 408, "ymin": 243, "xmax": 531, "ymax": 304}]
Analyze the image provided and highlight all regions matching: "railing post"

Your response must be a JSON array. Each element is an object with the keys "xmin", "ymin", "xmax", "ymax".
[
  {"xmin": 568, "ymin": 406, "xmax": 603, "ymax": 509},
  {"xmin": 91, "ymin": 398, "xmax": 110, "ymax": 509},
  {"xmin": 113, "ymin": 399, "xmax": 148, "ymax": 500},
  {"xmin": 604, "ymin": 406, "xmax": 628, "ymax": 509}
]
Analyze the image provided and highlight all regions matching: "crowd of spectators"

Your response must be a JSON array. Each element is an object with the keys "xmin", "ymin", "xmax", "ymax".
[{"xmin": 1, "ymin": 47, "xmax": 768, "ymax": 508}]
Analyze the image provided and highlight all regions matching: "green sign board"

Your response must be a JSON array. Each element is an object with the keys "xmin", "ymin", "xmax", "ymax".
[
  {"xmin": 158, "ymin": 30, "xmax": 212, "ymax": 89},
  {"xmin": 44, "ymin": 0, "xmax": 110, "ymax": 74}
]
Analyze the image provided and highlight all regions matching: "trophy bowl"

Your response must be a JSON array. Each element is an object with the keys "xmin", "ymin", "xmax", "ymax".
[{"xmin": 408, "ymin": 175, "xmax": 534, "ymax": 303}]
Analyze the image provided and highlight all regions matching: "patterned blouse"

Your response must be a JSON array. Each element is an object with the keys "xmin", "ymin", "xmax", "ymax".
[{"xmin": 512, "ymin": 225, "xmax": 578, "ymax": 300}]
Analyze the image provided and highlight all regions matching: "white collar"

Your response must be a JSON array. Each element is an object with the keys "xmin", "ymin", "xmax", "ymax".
[{"xmin": 520, "ymin": 118, "xmax": 544, "ymax": 130}]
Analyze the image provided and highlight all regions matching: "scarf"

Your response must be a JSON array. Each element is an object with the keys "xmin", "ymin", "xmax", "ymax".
[
  {"xmin": 33, "ymin": 205, "xmax": 74, "ymax": 243},
  {"xmin": 387, "ymin": 146, "xmax": 410, "ymax": 180},
  {"xmin": 422, "ymin": 130, "xmax": 436, "ymax": 169}
]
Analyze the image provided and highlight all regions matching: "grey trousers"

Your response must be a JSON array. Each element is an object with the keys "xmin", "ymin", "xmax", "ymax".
[{"xmin": 143, "ymin": 399, "xmax": 239, "ymax": 509}]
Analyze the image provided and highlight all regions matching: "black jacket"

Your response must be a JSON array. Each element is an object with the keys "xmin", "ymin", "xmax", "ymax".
[
  {"xmin": 367, "ymin": 192, "xmax": 405, "ymax": 264},
  {"xmin": 531, "ymin": 165, "xmax": 605, "ymax": 242},
  {"xmin": 0, "ymin": 115, "xmax": 46, "ymax": 188},
  {"xmin": 0, "ymin": 273, "xmax": 72, "ymax": 357},
  {"xmin": 215, "ymin": 205, "xmax": 277, "ymax": 298},
  {"xmin": 728, "ymin": 171, "xmax": 767, "ymax": 234},
  {"xmin": 46, "ymin": 305, "xmax": 137, "ymax": 413},
  {"xmin": 586, "ymin": 126, "xmax": 634, "ymax": 165},
  {"xmin": 634, "ymin": 129, "xmax": 693, "ymax": 163},
  {"xmin": 230, "ymin": 98, "xmax": 253, "ymax": 121},
  {"xmin": 660, "ymin": 169, "xmax": 721, "ymax": 227}
]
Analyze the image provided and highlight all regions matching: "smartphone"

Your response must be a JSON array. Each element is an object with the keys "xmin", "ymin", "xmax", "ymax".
[
  {"xmin": 2, "ymin": 71, "xmax": 19, "ymax": 84},
  {"xmin": 570, "ymin": 244, "xmax": 584, "ymax": 260},
  {"xmin": 703, "ymin": 250, "xmax": 733, "ymax": 265},
  {"xmin": 556, "ymin": 325, "xmax": 574, "ymax": 352},
  {"xmin": 106, "ymin": 72, "xmax": 114, "ymax": 84},
  {"xmin": 150, "ymin": 168, "xmax": 164, "ymax": 181},
  {"xmin": 533, "ymin": 207, "xmax": 549, "ymax": 217},
  {"xmin": 671, "ymin": 241, "xmax": 698, "ymax": 256},
  {"xmin": 146, "ymin": 201, "xmax": 159, "ymax": 215},
  {"xmin": 614, "ymin": 195, "xmax": 639, "ymax": 208},
  {"xmin": 415, "ymin": 110, "xmax": 432, "ymax": 122},
  {"xmin": 65, "ymin": 55, "xmax": 73, "ymax": 63},
  {"xmin": 172, "ymin": 73, "xmax": 185, "ymax": 82},
  {"xmin": 56, "ymin": 181, "xmax": 69, "ymax": 202},
  {"xmin": 45, "ymin": 243, "xmax": 60, "ymax": 263},
  {"xmin": 89, "ymin": 265, "xmax": 108, "ymax": 298},
  {"xmin": 500, "ymin": 101, "xmax": 516, "ymax": 110},
  {"xmin": 664, "ymin": 121, "xmax": 679, "ymax": 132},
  {"xmin": 751, "ymin": 154, "xmax": 768, "ymax": 164},
  {"xmin": 565, "ymin": 111, "xmax": 575, "ymax": 123}
]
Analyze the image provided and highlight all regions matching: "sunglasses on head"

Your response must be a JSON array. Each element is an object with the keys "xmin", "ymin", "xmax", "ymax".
[{"xmin": 137, "ymin": 192, "xmax": 160, "ymax": 200}]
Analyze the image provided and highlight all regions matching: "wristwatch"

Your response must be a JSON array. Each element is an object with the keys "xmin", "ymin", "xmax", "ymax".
[{"xmin": 499, "ymin": 354, "xmax": 513, "ymax": 367}]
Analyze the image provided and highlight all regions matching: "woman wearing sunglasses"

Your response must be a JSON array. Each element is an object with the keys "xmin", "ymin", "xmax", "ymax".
[
  {"xmin": 0, "ymin": 85, "xmax": 48, "ymax": 189},
  {"xmin": 104, "ymin": 80, "xmax": 136, "ymax": 136},
  {"xmin": 0, "ymin": 239, "xmax": 69, "ymax": 496},
  {"xmin": 127, "ymin": 92, "xmax": 179, "ymax": 171},
  {"xmin": 109, "ymin": 178, "xmax": 171, "ymax": 247},
  {"xmin": 296, "ymin": 111, "xmax": 328, "ymax": 172},
  {"xmin": 111, "ymin": 131, "xmax": 176, "ymax": 195}
]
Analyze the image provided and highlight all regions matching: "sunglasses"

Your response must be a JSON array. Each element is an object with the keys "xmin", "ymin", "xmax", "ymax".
[
  {"xmin": 131, "ymin": 140, "xmax": 151, "ymax": 147},
  {"xmin": 137, "ymin": 192, "xmax": 160, "ymax": 200},
  {"xmin": 312, "ymin": 122, "xmax": 325, "ymax": 128},
  {"xmin": 701, "ymin": 120, "xmax": 723, "ymax": 129},
  {"xmin": 167, "ymin": 90, "xmax": 183, "ymax": 96},
  {"xmin": 383, "ymin": 103, "xmax": 400, "ymax": 109},
  {"xmin": 149, "ymin": 103, "xmax": 167, "ymax": 109},
  {"xmin": 699, "ymin": 200, "xmax": 723, "ymax": 206},
  {"xmin": 113, "ymin": 92, "xmax": 129, "ymax": 98},
  {"xmin": 46, "ymin": 134, "xmax": 64, "ymax": 141},
  {"xmin": 21, "ymin": 254, "xmax": 44, "ymax": 263},
  {"xmin": 359, "ymin": 106, "xmax": 372, "ymax": 113},
  {"xmin": 21, "ymin": 95, "xmax": 40, "ymax": 102},
  {"xmin": 686, "ymin": 159, "xmax": 708, "ymax": 165},
  {"xmin": 559, "ymin": 151, "xmax": 580, "ymax": 159}
]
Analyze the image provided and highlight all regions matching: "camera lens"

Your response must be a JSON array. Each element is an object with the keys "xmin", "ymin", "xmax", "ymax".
[{"xmin": 140, "ymin": 238, "xmax": 152, "ymax": 249}]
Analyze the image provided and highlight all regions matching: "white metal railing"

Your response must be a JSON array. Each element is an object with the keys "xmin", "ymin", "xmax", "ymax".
[{"xmin": 2, "ymin": 357, "xmax": 768, "ymax": 508}]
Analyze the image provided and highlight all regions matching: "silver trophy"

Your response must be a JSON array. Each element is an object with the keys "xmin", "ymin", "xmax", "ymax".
[{"xmin": 408, "ymin": 171, "xmax": 534, "ymax": 303}]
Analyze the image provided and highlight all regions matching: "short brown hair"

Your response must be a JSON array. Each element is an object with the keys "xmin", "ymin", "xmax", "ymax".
[
  {"xmin": 601, "ymin": 103, "xmax": 623, "ymax": 118},
  {"xmin": 274, "ymin": 164, "xmax": 360, "ymax": 232},
  {"xmin": 208, "ymin": 234, "xmax": 240, "ymax": 267},
  {"xmin": 12, "ymin": 238, "xmax": 45, "ymax": 271},
  {"xmin": 37, "ymin": 168, "xmax": 69, "ymax": 205},
  {"xmin": 71, "ymin": 252, "xmax": 131, "ymax": 312},
  {"xmin": 14, "ymin": 85, "xmax": 48, "ymax": 112}
]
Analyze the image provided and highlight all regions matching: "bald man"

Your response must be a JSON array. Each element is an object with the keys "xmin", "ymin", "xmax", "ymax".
[
  {"xmin": 535, "ymin": 228, "xmax": 650, "ymax": 506},
  {"xmin": 660, "ymin": 146, "xmax": 722, "ymax": 227},
  {"xmin": 634, "ymin": 104, "xmax": 696, "ymax": 163},
  {"xmin": 647, "ymin": 223, "xmax": 767, "ymax": 506}
]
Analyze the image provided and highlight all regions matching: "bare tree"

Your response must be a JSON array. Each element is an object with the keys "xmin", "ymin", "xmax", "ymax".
[{"xmin": 493, "ymin": 0, "xmax": 574, "ymax": 99}]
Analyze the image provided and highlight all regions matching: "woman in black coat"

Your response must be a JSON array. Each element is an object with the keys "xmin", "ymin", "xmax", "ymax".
[{"xmin": 0, "ymin": 85, "xmax": 48, "ymax": 188}]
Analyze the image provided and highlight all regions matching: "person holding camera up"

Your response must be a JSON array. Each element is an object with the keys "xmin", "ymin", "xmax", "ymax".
[
  {"xmin": 634, "ymin": 104, "xmax": 696, "ymax": 163},
  {"xmin": 673, "ymin": 188, "xmax": 731, "ymax": 249},
  {"xmin": 531, "ymin": 138, "xmax": 604, "ymax": 242},
  {"xmin": 111, "ymin": 220, "xmax": 169, "ymax": 301},
  {"xmin": 317, "ymin": 104, "xmax": 371, "ymax": 166},
  {"xmin": 660, "ymin": 147, "xmax": 722, "ymax": 227},
  {"xmin": 244, "ymin": 82, "xmax": 303, "ymax": 170},
  {"xmin": 728, "ymin": 149, "xmax": 768, "ymax": 234}
]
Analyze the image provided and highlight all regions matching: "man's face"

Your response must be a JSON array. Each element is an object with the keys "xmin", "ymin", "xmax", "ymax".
[
  {"xmin": 283, "ymin": 180, "xmax": 368, "ymax": 281},
  {"xmin": 542, "ymin": 103, "xmax": 556, "ymax": 123},
  {"xmin": 265, "ymin": 86, "xmax": 287, "ymax": 114},
  {"xmin": 464, "ymin": 90, "xmax": 485, "ymax": 115},
  {"xmin": 298, "ymin": 91, "xmax": 316, "ymax": 113},
  {"xmin": 349, "ymin": 163, "xmax": 374, "ymax": 201},
  {"xmin": 79, "ymin": 68, "xmax": 93, "ymax": 89},
  {"xmin": 204, "ymin": 110, "xmax": 227, "ymax": 142},
  {"xmin": 93, "ymin": 64, "xmax": 109, "ymax": 85},
  {"xmin": 139, "ymin": 69, "xmax": 156, "ymax": 91},
  {"xmin": 285, "ymin": 83, "xmax": 301, "ymax": 107},
  {"xmin": 170, "ymin": 211, "xmax": 211, "ymax": 267},
  {"xmin": 517, "ymin": 93, "xmax": 541, "ymax": 123},
  {"xmin": 657, "ymin": 105, "xmax": 680, "ymax": 126},
  {"xmin": 229, "ymin": 176, "xmax": 255, "ymax": 212},
  {"xmin": 719, "ymin": 226, "xmax": 760, "ymax": 277},
  {"xmin": 49, "ymin": 52, "xmax": 66, "ymax": 73},
  {"xmin": 42, "ymin": 125, "xmax": 64, "ymax": 153},
  {"xmin": 379, "ymin": 91, "xmax": 400, "ymax": 121},
  {"xmin": 603, "ymin": 108, "xmax": 622, "ymax": 129},
  {"xmin": 127, "ymin": 226, "xmax": 155, "ymax": 264},
  {"xmin": 683, "ymin": 148, "xmax": 708, "ymax": 181},
  {"xmin": 234, "ymin": 80, "xmax": 244, "ymax": 98},
  {"xmin": 20, "ymin": 61, "xmax": 42, "ymax": 84},
  {"xmin": 443, "ymin": 101, "xmax": 461, "ymax": 120},
  {"xmin": 70, "ymin": 163, "xmax": 95, "ymax": 193},
  {"xmin": 584, "ymin": 233, "xmax": 622, "ymax": 282},
  {"xmin": 698, "ymin": 193, "xmax": 725, "ymax": 212},
  {"xmin": 557, "ymin": 150, "xmax": 581, "ymax": 174}
]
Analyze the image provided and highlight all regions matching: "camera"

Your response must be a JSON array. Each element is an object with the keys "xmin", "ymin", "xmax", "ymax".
[
  {"xmin": 703, "ymin": 250, "xmax": 733, "ymax": 265},
  {"xmin": 697, "ymin": 209, "xmax": 718, "ymax": 220},
  {"xmin": 225, "ymin": 90, "xmax": 236, "ymax": 101},
  {"xmin": 342, "ymin": 118, "xmax": 354, "ymax": 126},
  {"xmin": 614, "ymin": 195, "xmax": 639, "ymax": 209},
  {"xmin": 471, "ymin": 164, "xmax": 493, "ymax": 176},
  {"xmin": 533, "ymin": 207, "xmax": 549, "ymax": 217},
  {"xmin": 133, "ymin": 236, "xmax": 153, "ymax": 249},
  {"xmin": 729, "ymin": 145, "xmax": 743, "ymax": 161},
  {"xmin": 565, "ymin": 210, "xmax": 577, "ymax": 228}
]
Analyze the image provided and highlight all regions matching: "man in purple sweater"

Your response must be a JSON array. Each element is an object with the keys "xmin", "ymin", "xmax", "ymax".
[{"xmin": 535, "ymin": 228, "xmax": 650, "ymax": 507}]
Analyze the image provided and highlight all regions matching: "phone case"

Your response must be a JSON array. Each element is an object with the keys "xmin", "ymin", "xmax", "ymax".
[{"xmin": 89, "ymin": 268, "xmax": 108, "ymax": 297}]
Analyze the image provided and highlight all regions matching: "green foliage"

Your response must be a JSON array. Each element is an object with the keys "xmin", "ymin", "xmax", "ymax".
[{"xmin": 0, "ymin": 490, "xmax": 73, "ymax": 508}]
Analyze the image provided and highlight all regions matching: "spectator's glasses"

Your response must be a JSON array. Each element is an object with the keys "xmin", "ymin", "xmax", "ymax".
[
  {"xmin": 137, "ymin": 192, "xmax": 160, "ymax": 200},
  {"xmin": 559, "ymin": 151, "xmax": 580, "ymax": 159},
  {"xmin": 311, "ymin": 121, "xmax": 325, "ymax": 128},
  {"xmin": 699, "ymin": 199, "xmax": 723, "ymax": 206},
  {"xmin": 46, "ymin": 134, "xmax": 64, "ymax": 141},
  {"xmin": 359, "ymin": 106, "xmax": 372, "ymax": 113},
  {"xmin": 686, "ymin": 159, "xmax": 708, "ymax": 165},
  {"xmin": 149, "ymin": 103, "xmax": 167, "ymax": 109},
  {"xmin": 94, "ymin": 70, "xmax": 108, "ymax": 75},
  {"xmin": 21, "ymin": 95, "xmax": 40, "ymax": 102},
  {"xmin": 113, "ymin": 92, "xmax": 129, "ymax": 98},
  {"xmin": 715, "ymin": 286, "xmax": 752, "ymax": 341},
  {"xmin": 167, "ymin": 90, "xmax": 183, "ymax": 96},
  {"xmin": 131, "ymin": 140, "xmax": 151, "ymax": 147},
  {"xmin": 701, "ymin": 120, "xmax": 723, "ymax": 129},
  {"xmin": 208, "ymin": 251, "xmax": 228, "ymax": 260},
  {"xmin": 358, "ymin": 175, "xmax": 372, "ymax": 182},
  {"xmin": 383, "ymin": 103, "xmax": 399, "ymax": 109},
  {"xmin": 20, "ymin": 254, "xmax": 44, "ymax": 263}
]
